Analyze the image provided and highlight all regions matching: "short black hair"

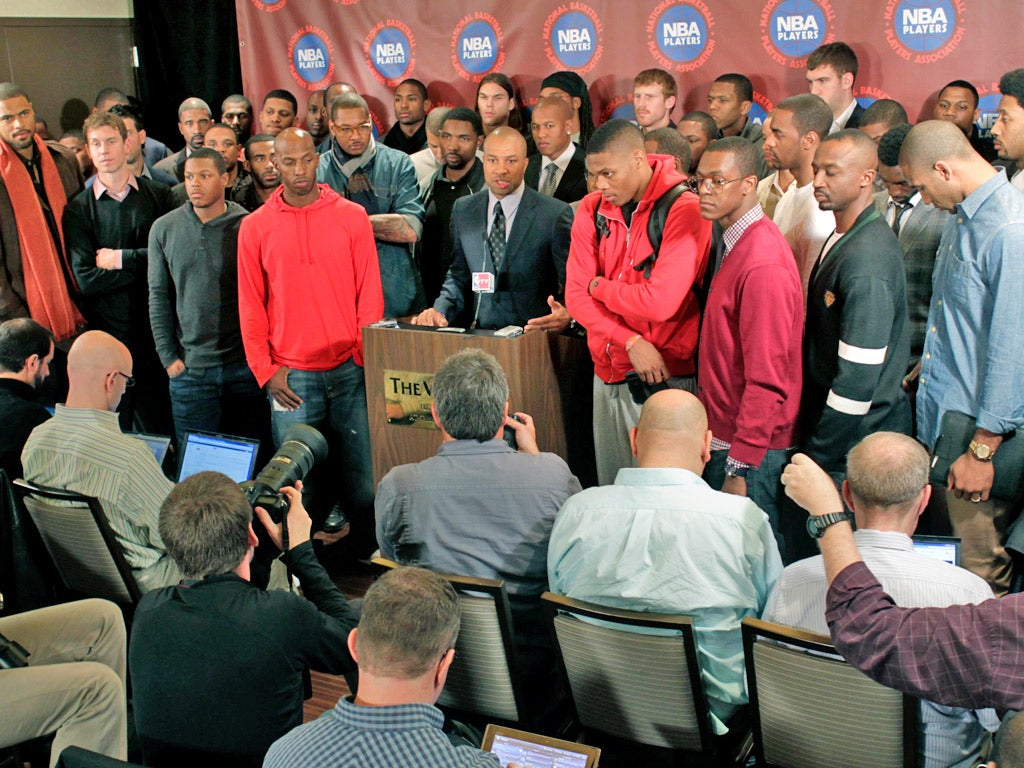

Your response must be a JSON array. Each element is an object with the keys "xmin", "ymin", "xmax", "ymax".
[
  {"xmin": 0, "ymin": 318, "xmax": 52, "ymax": 374},
  {"xmin": 713, "ymin": 73, "xmax": 753, "ymax": 103},
  {"xmin": 877, "ymin": 123, "xmax": 913, "ymax": 168},
  {"xmin": 860, "ymin": 99, "xmax": 908, "ymax": 131},
  {"xmin": 588, "ymin": 118, "xmax": 643, "ymax": 156},
  {"xmin": 680, "ymin": 111, "xmax": 720, "ymax": 140},
  {"xmin": 939, "ymin": 79, "xmax": 979, "ymax": 107},
  {"xmin": 186, "ymin": 146, "xmax": 226, "ymax": 175},
  {"xmin": 94, "ymin": 87, "xmax": 127, "ymax": 108},
  {"xmin": 244, "ymin": 133, "xmax": 276, "ymax": 156},
  {"xmin": 999, "ymin": 69, "xmax": 1024, "ymax": 108},
  {"xmin": 705, "ymin": 136, "xmax": 761, "ymax": 178},
  {"xmin": 442, "ymin": 106, "xmax": 483, "ymax": 138},
  {"xmin": 108, "ymin": 103, "xmax": 144, "ymax": 131},
  {"xmin": 397, "ymin": 78, "xmax": 428, "ymax": 101},
  {"xmin": 263, "ymin": 88, "xmax": 297, "ymax": 113}
]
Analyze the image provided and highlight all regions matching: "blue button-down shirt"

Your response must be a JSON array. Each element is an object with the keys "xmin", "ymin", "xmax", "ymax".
[
  {"xmin": 917, "ymin": 169, "xmax": 1024, "ymax": 448},
  {"xmin": 547, "ymin": 466, "xmax": 782, "ymax": 734}
]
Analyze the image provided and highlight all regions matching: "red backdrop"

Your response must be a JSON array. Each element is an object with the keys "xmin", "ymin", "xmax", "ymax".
[{"xmin": 236, "ymin": 0, "xmax": 1018, "ymax": 137}]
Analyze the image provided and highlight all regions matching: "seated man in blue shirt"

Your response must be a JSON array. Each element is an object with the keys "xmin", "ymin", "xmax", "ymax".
[
  {"xmin": 376, "ymin": 348, "xmax": 581, "ymax": 704},
  {"xmin": 548, "ymin": 389, "xmax": 782, "ymax": 735},
  {"xmin": 265, "ymin": 566, "xmax": 499, "ymax": 768}
]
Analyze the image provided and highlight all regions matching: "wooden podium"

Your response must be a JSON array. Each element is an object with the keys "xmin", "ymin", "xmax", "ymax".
[{"xmin": 363, "ymin": 324, "xmax": 593, "ymax": 485}]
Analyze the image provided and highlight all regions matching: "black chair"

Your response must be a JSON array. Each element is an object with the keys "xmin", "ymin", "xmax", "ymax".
[
  {"xmin": 56, "ymin": 747, "xmax": 147, "ymax": 768},
  {"xmin": 12, "ymin": 479, "xmax": 142, "ymax": 610}
]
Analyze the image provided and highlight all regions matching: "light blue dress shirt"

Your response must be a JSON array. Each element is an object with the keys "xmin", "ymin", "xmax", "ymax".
[
  {"xmin": 547, "ymin": 466, "xmax": 782, "ymax": 734},
  {"xmin": 917, "ymin": 169, "xmax": 1024, "ymax": 448}
]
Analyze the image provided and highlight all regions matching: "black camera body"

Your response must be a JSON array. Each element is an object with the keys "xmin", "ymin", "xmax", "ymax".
[
  {"xmin": 240, "ymin": 424, "xmax": 329, "ymax": 522},
  {"xmin": 0, "ymin": 633, "xmax": 30, "ymax": 669}
]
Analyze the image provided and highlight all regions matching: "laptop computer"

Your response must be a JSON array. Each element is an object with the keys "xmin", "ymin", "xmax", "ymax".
[
  {"xmin": 912, "ymin": 534, "xmax": 962, "ymax": 567},
  {"xmin": 130, "ymin": 432, "xmax": 172, "ymax": 466},
  {"xmin": 482, "ymin": 724, "xmax": 600, "ymax": 768},
  {"xmin": 177, "ymin": 430, "xmax": 260, "ymax": 483}
]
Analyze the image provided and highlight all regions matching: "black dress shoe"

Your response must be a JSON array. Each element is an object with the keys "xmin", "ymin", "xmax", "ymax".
[{"xmin": 322, "ymin": 503, "xmax": 348, "ymax": 534}]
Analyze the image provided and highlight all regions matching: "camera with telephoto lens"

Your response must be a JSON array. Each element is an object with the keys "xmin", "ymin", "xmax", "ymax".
[{"xmin": 240, "ymin": 424, "xmax": 329, "ymax": 522}]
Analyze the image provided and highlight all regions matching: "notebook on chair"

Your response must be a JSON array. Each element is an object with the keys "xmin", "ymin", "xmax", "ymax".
[{"xmin": 482, "ymin": 724, "xmax": 600, "ymax": 768}]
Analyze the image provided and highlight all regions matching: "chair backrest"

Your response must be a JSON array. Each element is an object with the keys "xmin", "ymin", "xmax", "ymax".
[
  {"xmin": 371, "ymin": 557, "xmax": 523, "ymax": 723},
  {"xmin": 540, "ymin": 591, "xmax": 714, "ymax": 752},
  {"xmin": 12, "ymin": 479, "xmax": 142, "ymax": 607},
  {"xmin": 741, "ymin": 617, "xmax": 917, "ymax": 768},
  {"xmin": 56, "ymin": 746, "xmax": 147, "ymax": 768}
]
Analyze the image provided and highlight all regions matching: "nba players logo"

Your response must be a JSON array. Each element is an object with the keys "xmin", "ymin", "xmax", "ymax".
[
  {"xmin": 364, "ymin": 20, "xmax": 416, "ymax": 87},
  {"xmin": 977, "ymin": 89, "xmax": 1001, "ymax": 140},
  {"xmin": 749, "ymin": 93, "xmax": 775, "ymax": 126},
  {"xmin": 647, "ymin": 0, "xmax": 716, "ymax": 73},
  {"xmin": 543, "ymin": 4, "xmax": 603, "ymax": 75},
  {"xmin": 251, "ymin": 0, "xmax": 287, "ymax": 12},
  {"xmin": 885, "ymin": 0, "xmax": 964, "ymax": 63},
  {"xmin": 287, "ymin": 27, "xmax": 334, "ymax": 90},
  {"xmin": 451, "ymin": 13, "xmax": 505, "ymax": 81},
  {"xmin": 760, "ymin": 0, "xmax": 834, "ymax": 68}
]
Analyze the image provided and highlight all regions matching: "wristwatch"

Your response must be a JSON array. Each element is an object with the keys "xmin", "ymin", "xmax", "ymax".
[
  {"xmin": 968, "ymin": 439, "xmax": 996, "ymax": 462},
  {"xmin": 806, "ymin": 511, "xmax": 854, "ymax": 539},
  {"xmin": 725, "ymin": 465, "xmax": 750, "ymax": 479}
]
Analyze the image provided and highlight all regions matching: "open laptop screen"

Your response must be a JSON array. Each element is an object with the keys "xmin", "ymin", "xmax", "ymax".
[
  {"xmin": 177, "ymin": 431, "xmax": 259, "ymax": 483},
  {"xmin": 130, "ymin": 433, "xmax": 172, "ymax": 466},
  {"xmin": 912, "ymin": 535, "xmax": 961, "ymax": 567}
]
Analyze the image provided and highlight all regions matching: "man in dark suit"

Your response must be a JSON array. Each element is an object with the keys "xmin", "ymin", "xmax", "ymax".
[
  {"xmin": 873, "ymin": 124, "xmax": 946, "ymax": 373},
  {"xmin": 806, "ymin": 42, "xmax": 865, "ymax": 133},
  {"xmin": 525, "ymin": 97, "xmax": 588, "ymax": 204},
  {"xmin": 412, "ymin": 128, "xmax": 573, "ymax": 331}
]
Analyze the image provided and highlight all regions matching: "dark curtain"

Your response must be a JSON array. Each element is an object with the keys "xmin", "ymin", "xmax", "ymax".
[{"xmin": 132, "ymin": 0, "xmax": 243, "ymax": 149}]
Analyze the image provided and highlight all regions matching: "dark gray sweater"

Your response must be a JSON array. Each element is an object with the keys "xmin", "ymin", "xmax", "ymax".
[{"xmin": 147, "ymin": 201, "xmax": 248, "ymax": 369}]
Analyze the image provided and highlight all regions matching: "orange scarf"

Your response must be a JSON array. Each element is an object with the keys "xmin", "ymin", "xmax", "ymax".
[{"xmin": 0, "ymin": 135, "xmax": 83, "ymax": 341}]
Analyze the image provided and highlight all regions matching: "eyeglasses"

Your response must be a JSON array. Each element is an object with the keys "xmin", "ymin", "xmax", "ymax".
[
  {"xmin": 691, "ymin": 176, "xmax": 746, "ymax": 194},
  {"xmin": 113, "ymin": 371, "xmax": 135, "ymax": 388},
  {"xmin": 333, "ymin": 122, "xmax": 372, "ymax": 137}
]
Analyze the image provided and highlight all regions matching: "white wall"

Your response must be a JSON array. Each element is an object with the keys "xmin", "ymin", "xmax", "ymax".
[{"xmin": 0, "ymin": 0, "xmax": 132, "ymax": 18}]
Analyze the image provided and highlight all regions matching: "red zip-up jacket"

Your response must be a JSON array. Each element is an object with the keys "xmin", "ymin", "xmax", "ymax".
[
  {"xmin": 565, "ymin": 156, "xmax": 711, "ymax": 383},
  {"xmin": 237, "ymin": 184, "xmax": 384, "ymax": 387}
]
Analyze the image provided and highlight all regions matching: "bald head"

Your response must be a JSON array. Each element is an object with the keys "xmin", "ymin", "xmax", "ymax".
[
  {"xmin": 484, "ymin": 125, "xmax": 527, "ymax": 154},
  {"xmin": 533, "ymin": 96, "xmax": 572, "ymax": 123},
  {"xmin": 274, "ymin": 127, "xmax": 314, "ymax": 153},
  {"xmin": 820, "ymin": 128, "xmax": 878, "ymax": 172},
  {"xmin": 67, "ymin": 331, "xmax": 132, "ymax": 412},
  {"xmin": 632, "ymin": 390, "xmax": 710, "ymax": 471},
  {"xmin": 899, "ymin": 119, "xmax": 975, "ymax": 171},
  {"xmin": 845, "ymin": 432, "xmax": 930, "ymax": 532}
]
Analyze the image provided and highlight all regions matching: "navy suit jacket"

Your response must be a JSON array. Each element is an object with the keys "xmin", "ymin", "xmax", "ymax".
[
  {"xmin": 524, "ymin": 145, "xmax": 589, "ymax": 204},
  {"xmin": 434, "ymin": 185, "xmax": 573, "ymax": 329}
]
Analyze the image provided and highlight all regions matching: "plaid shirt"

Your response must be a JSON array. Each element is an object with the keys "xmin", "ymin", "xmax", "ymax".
[
  {"xmin": 264, "ymin": 697, "xmax": 500, "ymax": 768},
  {"xmin": 826, "ymin": 561, "xmax": 1024, "ymax": 712}
]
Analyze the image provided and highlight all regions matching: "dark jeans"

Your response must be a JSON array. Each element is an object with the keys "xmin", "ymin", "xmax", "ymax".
[
  {"xmin": 704, "ymin": 447, "xmax": 795, "ymax": 562},
  {"xmin": 168, "ymin": 361, "xmax": 269, "ymax": 457},
  {"xmin": 268, "ymin": 360, "xmax": 375, "ymax": 546}
]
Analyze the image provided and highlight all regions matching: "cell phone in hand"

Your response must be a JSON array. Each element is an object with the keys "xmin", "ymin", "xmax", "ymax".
[
  {"xmin": 625, "ymin": 370, "xmax": 669, "ymax": 406},
  {"xmin": 503, "ymin": 414, "xmax": 525, "ymax": 450}
]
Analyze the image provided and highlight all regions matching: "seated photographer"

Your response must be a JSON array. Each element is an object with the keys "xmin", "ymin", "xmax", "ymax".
[
  {"xmin": 0, "ymin": 599, "xmax": 127, "ymax": 767},
  {"xmin": 128, "ymin": 472, "xmax": 358, "ymax": 767}
]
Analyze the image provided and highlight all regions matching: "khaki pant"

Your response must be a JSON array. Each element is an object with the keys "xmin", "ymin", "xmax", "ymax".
[
  {"xmin": 935, "ymin": 486, "xmax": 1016, "ymax": 596},
  {"xmin": 0, "ymin": 599, "xmax": 127, "ymax": 766}
]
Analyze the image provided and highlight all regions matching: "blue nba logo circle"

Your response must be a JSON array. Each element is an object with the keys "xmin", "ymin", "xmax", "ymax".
[
  {"xmin": 292, "ymin": 33, "xmax": 329, "ymax": 84},
  {"xmin": 550, "ymin": 11, "xmax": 596, "ymax": 69},
  {"xmin": 458, "ymin": 20, "xmax": 499, "ymax": 74},
  {"xmin": 770, "ymin": 0, "xmax": 826, "ymax": 58},
  {"xmin": 612, "ymin": 103, "xmax": 636, "ymax": 122},
  {"xmin": 894, "ymin": 0, "xmax": 955, "ymax": 52},
  {"xmin": 371, "ymin": 27, "xmax": 411, "ymax": 81},
  {"xmin": 749, "ymin": 103, "xmax": 768, "ymax": 125},
  {"xmin": 655, "ymin": 4, "xmax": 707, "ymax": 63}
]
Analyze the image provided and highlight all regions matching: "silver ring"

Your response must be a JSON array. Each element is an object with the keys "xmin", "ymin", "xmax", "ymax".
[{"xmin": 971, "ymin": 494, "xmax": 982, "ymax": 503}]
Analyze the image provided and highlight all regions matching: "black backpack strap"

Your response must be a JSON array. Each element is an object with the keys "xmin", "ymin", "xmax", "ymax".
[{"xmin": 633, "ymin": 182, "xmax": 690, "ymax": 280}]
